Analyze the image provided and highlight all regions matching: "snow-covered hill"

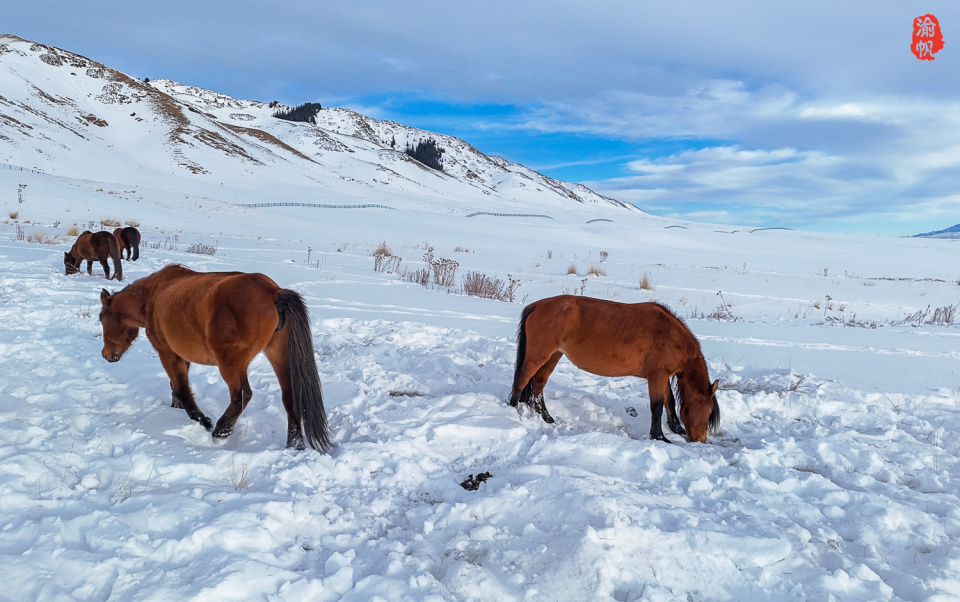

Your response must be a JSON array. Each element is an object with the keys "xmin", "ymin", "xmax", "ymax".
[{"xmin": 0, "ymin": 34, "xmax": 635, "ymax": 215}]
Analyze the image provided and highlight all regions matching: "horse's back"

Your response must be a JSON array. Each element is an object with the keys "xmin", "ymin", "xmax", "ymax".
[
  {"xmin": 524, "ymin": 295, "xmax": 692, "ymax": 377},
  {"xmin": 147, "ymin": 267, "xmax": 283, "ymax": 362}
]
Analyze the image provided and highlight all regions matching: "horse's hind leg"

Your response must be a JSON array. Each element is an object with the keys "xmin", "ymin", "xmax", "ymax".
[
  {"xmin": 159, "ymin": 355, "xmax": 212, "ymax": 430},
  {"xmin": 99, "ymin": 258, "xmax": 112, "ymax": 280},
  {"xmin": 528, "ymin": 351, "xmax": 563, "ymax": 423},
  {"xmin": 86, "ymin": 260, "xmax": 94, "ymax": 275},
  {"xmin": 212, "ymin": 363, "xmax": 254, "ymax": 440},
  {"xmin": 264, "ymin": 339, "xmax": 304, "ymax": 449}
]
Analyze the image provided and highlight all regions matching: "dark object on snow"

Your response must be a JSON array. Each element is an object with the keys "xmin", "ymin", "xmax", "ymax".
[
  {"xmin": 273, "ymin": 102, "xmax": 323, "ymax": 124},
  {"xmin": 460, "ymin": 471, "xmax": 492, "ymax": 491},
  {"xmin": 404, "ymin": 137, "xmax": 445, "ymax": 171}
]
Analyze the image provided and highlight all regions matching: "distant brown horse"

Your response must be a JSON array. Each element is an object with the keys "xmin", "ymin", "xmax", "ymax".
[
  {"xmin": 113, "ymin": 226, "xmax": 141, "ymax": 261},
  {"xmin": 98, "ymin": 264, "xmax": 332, "ymax": 451},
  {"xmin": 64, "ymin": 230, "xmax": 123, "ymax": 281},
  {"xmin": 510, "ymin": 295, "xmax": 720, "ymax": 443}
]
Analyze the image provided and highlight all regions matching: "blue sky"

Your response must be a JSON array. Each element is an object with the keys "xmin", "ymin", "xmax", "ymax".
[{"xmin": 8, "ymin": 2, "xmax": 960, "ymax": 235}]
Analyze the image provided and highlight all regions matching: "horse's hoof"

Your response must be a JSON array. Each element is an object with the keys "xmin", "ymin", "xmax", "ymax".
[
  {"xmin": 286, "ymin": 437, "xmax": 306, "ymax": 451},
  {"xmin": 212, "ymin": 425, "xmax": 233, "ymax": 439},
  {"xmin": 653, "ymin": 434, "xmax": 673, "ymax": 444},
  {"xmin": 198, "ymin": 416, "xmax": 213, "ymax": 431}
]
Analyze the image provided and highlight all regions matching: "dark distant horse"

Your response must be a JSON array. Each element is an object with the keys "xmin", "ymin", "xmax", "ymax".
[
  {"xmin": 64, "ymin": 230, "xmax": 123, "ymax": 281},
  {"xmin": 98, "ymin": 264, "xmax": 332, "ymax": 451},
  {"xmin": 510, "ymin": 295, "xmax": 720, "ymax": 443},
  {"xmin": 113, "ymin": 226, "xmax": 141, "ymax": 261}
]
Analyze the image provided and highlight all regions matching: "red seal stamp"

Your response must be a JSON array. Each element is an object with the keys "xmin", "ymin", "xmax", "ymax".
[{"xmin": 912, "ymin": 14, "xmax": 944, "ymax": 60}]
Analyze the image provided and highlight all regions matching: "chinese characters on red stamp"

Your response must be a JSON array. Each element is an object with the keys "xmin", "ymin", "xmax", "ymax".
[{"xmin": 912, "ymin": 15, "xmax": 944, "ymax": 61}]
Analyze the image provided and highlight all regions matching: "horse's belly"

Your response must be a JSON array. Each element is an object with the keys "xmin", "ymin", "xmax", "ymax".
[{"xmin": 562, "ymin": 347, "xmax": 640, "ymax": 378}]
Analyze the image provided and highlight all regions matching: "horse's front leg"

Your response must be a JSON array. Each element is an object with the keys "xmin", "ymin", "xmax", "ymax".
[
  {"xmin": 647, "ymin": 376, "xmax": 672, "ymax": 443},
  {"xmin": 86, "ymin": 260, "xmax": 94, "ymax": 275},
  {"xmin": 212, "ymin": 366, "xmax": 253, "ymax": 440},
  {"xmin": 159, "ymin": 355, "xmax": 212, "ymax": 430}
]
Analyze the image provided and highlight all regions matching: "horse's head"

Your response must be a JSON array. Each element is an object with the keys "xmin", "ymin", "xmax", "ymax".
[
  {"xmin": 99, "ymin": 288, "xmax": 140, "ymax": 362},
  {"xmin": 64, "ymin": 252, "xmax": 81, "ymax": 275},
  {"xmin": 680, "ymin": 379, "xmax": 720, "ymax": 443}
]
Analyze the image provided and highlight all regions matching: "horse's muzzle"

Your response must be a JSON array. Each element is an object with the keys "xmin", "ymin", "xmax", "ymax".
[{"xmin": 102, "ymin": 349, "xmax": 122, "ymax": 362}]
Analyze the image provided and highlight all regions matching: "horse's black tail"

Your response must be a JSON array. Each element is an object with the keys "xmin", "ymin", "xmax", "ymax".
[
  {"xmin": 107, "ymin": 234, "xmax": 123, "ymax": 281},
  {"xmin": 131, "ymin": 229, "xmax": 140, "ymax": 261},
  {"xmin": 511, "ymin": 303, "xmax": 536, "ymax": 406},
  {"xmin": 275, "ymin": 289, "xmax": 332, "ymax": 452}
]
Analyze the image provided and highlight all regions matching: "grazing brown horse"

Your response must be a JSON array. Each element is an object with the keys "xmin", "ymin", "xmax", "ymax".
[
  {"xmin": 98, "ymin": 264, "xmax": 332, "ymax": 451},
  {"xmin": 113, "ymin": 226, "xmax": 141, "ymax": 261},
  {"xmin": 510, "ymin": 295, "xmax": 720, "ymax": 443},
  {"xmin": 64, "ymin": 230, "xmax": 123, "ymax": 281}
]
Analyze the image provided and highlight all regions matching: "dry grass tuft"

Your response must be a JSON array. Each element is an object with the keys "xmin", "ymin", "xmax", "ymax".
[
  {"xmin": 463, "ymin": 271, "xmax": 521, "ymax": 302},
  {"xmin": 185, "ymin": 243, "xmax": 217, "ymax": 255},
  {"xmin": 639, "ymin": 273, "xmax": 654, "ymax": 290}
]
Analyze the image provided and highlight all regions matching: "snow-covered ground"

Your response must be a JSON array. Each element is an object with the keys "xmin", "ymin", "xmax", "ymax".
[{"xmin": 2, "ymin": 164, "xmax": 960, "ymax": 601}]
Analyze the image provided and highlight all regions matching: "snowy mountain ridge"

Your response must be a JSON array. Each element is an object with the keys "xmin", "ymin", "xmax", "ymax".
[{"xmin": 0, "ymin": 34, "xmax": 636, "ymax": 215}]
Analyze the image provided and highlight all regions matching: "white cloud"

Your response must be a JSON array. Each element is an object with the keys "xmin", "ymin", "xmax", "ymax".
[{"xmin": 799, "ymin": 103, "xmax": 868, "ymax": 120}]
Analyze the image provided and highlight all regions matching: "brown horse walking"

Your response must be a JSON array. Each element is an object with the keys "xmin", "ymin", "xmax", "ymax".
[
  {"xmin": 113, "ymin": 226, "xmax": 141, "ymax": 261},
  {"xmin": 510, "ymin": 295, "xmax": 720, "ymax": 443},
  {"xmin": 98, "ymin": 264, "xmax": 332, "ymax": 451},
  {"xmin": 64, "ymin": 230, "xmax": 123, "ymax": 281}
]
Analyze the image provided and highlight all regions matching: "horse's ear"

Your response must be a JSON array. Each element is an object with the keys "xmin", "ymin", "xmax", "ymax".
[
  {"xmin": 100, "ymin": 289, "xmax": 112, "ymax": 306},
  {"xmin": 710, "ymin": 379, "xmax": 719, "ymax": 395}
]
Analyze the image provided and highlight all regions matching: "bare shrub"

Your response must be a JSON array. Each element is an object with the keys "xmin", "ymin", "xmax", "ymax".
[
  {"xmin": 9, "ymin": 210, "xmax": 18, "ymax": 220},
  {"xmin": 567, "ymin": 263, "xmax": 578, "ymax": 275},
  {"xmin": 101, "ymin": 218, "xmax": 121, "ymax": 227},
  {"xmin": 125, "ymin": 219, "xmax": 140, "ymax": 227},
  {"xmin": 27, "ymin": 231, "xmax": 61, "ymax": 244},
  {"xmin": 185, "ymin": 243, "xmax": 217, "ymax": 255},
  {"xmin": 599, "ymin": 250, "xmax": 608, "ymax": 262},
  {"xmin": 431, "ymin": 257, "xmax": 459, "ymax": 287},
  {"xmin": 373, "ymin": 241, "xmax": 402, "ymax": 272},
  {"xmin": 463, "ymin": 272, "xmax": 521, "ymax": 302},
  {"xmin": 708, "ymin": 291, "xmax": 740, "ymax": 321},
  {"xmin": 927, "ymin": 304, "xmax": 958, "ymax": 325},
  {"xmin": 640, "ymin": 273, "xmax": 654, "ymax": 290},
  {"xmin": 67, "ymin": 225, "xmax": 81, "ymax": 236},
  {"xmin": 587, "ymin": 264, "xmax": 606, "ymax": 277},
  {"xmin": 403, "ymin": 267, "xmax": 430, "ymax": 287},
  {"xmin": 902, "ymin": 306, "xmax": 929, "ymax": 326},
  {"xmin": 375, "ymin": 255, "xmax": 401, "ymax": 272}
]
